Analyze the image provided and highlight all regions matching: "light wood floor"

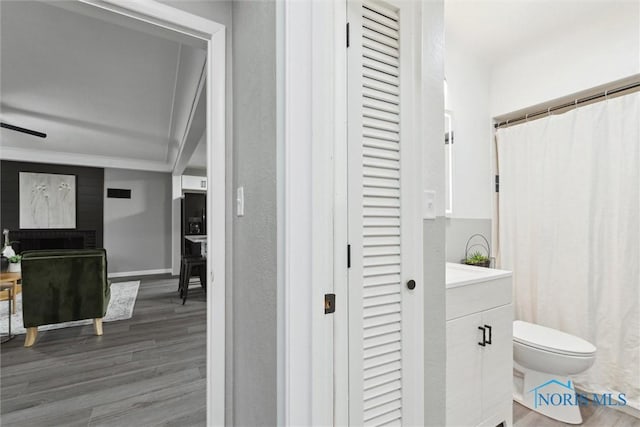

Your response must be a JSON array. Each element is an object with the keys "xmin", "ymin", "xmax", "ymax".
[
  {"xmin": 1, "ymin": 275, "xmax": 207, "ymax": 427},
  {"xmin": 514, "ymin": 401, "xmax": 640, "ymax": 427}
]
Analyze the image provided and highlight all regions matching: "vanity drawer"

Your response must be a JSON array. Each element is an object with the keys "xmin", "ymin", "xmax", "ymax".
[{"xmin": 446, "ymin": 276, "xmax": 512, "ymax": 320}]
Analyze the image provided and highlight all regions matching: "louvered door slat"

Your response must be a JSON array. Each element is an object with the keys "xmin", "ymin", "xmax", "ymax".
[
  {"xmin": 363, "ymin": 17, "xmax": 399, "ymax": 39},
  {"xmin": 364, "ymin": 400, "xmax": 402, "ymax": 423},
  {"xmin": 364, "ymin": 389, "xmax": 403, "ymax": 413},
  {"xmin": 364, "ymin": 320, "xmax": 402, "ymax": 338},
  {"xmin": 363, "ymin": 380, "xmax": 402, "ymax": 403},
  {"xmin": 363, "ymin": 312, "xmax": 402, "ymax": 330},
  {"xmin": 362, "ymin": 7, "xmax": 399, "ymax": 30},
  {"xmin": 363, "ymin": 274, "xmax": 402, "ymax": 289},
  {"xmin": 363, "ymin": 176, "xmax": 400, "ymax": 189},
  {"xmin": 364, "ymin": 77, "xmax": 400, "ymax": 97},
  {"xmin": 364, "ymin": 109, "xmax": 400, "ymax": 126},
  {"xmin": 363, "ymin": 168, "xmax": 400, "ymax": 180},
  {"xmin": 364, "ymin": 87, "xmax": 400, "ymax": 105},
  {"xmin": 364, "ymin": 47, "xmax": 400, "ymax": 68},
  {"xmin": 364, "ymin": 56, "xmax": 400, "ymax": 77},
  {"xmin": 364, "ymin": 285, "xmax": 402, "ymax": 300},
  {"xmin": 363, "ymin": 2, "xmax": 399, "ymax": 20},
  {"xmin": 363, "ymin": 27, "xmax": 399, "ymax": 49}
]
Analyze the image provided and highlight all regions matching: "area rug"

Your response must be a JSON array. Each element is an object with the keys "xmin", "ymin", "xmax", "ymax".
[{"xmin": 0, "ymin": 281, "xmax": 140, "ymax": 335}]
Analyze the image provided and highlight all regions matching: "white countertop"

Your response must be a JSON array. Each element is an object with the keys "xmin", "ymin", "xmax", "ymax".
[
  {"xmin": 445, "ymin": 262, "xmax": 512, "ymax": 289},
  {"xmin": 185, "ymin": 235, "xmax": 207, "ymax": 243}
]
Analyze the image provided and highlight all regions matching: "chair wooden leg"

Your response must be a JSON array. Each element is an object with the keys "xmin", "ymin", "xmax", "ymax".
[
  {"xmin": 24, "ymin": 327, "xmax": 38, "ymax": 347},
  {"xmin": 93, "ymin": 318, "xmax": 103, "ymax": 336},
  {"xmin": 11, "ymin": 284, "xmax": 17, "ymax": 314}
]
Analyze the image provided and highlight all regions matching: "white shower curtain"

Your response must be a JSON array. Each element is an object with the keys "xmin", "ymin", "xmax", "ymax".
[{"xmin": 496, "ymin": 91, "xmax": 640, "ymax": 410}]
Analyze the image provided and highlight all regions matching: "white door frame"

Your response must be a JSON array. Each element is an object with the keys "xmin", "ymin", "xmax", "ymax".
[
  {"xmin": 280, "ymin": 1, "xmax": 343, "ymax": 425},
  {"xmin": 77, "ymin": 1, "xmax": 226, "ymax": 425}
]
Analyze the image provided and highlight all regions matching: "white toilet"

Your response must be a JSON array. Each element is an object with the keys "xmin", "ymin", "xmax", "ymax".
[{"xmin": 512, "ymin": 320, "xmax": 596, "ymax": 424}]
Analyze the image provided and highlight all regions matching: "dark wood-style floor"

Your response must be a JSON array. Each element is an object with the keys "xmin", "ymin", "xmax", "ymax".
[
  {"xmin": 514, "ymin": 401, "xmax": 640, "ymax": 427},
  {"xmin": 1, "ymin": 275, "xmax": 207, "ymax": 427},
  {"xmin": 3, "ymin": 275, "xmax": 639, "ymax": 427}
]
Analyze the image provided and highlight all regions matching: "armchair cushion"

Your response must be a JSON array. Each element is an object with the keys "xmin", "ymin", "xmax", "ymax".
[{"xmin": 21, "ymin": 249, "xmax": 111, "ymax": 328}]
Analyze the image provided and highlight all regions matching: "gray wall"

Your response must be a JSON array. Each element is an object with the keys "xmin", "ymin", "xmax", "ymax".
[
  {"xmin": 231, "ymin": 1, "xmax": 277, "ymax": 425},
  {"xmin": 422, "ymin": 1, "xmax": 446, "ymax": 426},
  {"xmin": 103, "ymin": 168, "xmax": 172, "ymax": 274},
  {"xmin": 446, "ymin": 218, "xmax": 492, "ymax": 263},
  {"xmin": 423, "ymin": 218, "xmax": 446, "ymax": 426}
]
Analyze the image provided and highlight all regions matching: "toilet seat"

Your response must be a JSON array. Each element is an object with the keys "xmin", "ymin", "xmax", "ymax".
[{"xmin": 513, "ymin": 320, "xmax": 596, "ymax": 357}]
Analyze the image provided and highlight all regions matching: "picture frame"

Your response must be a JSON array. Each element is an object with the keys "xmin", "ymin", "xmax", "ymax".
[{"xmin": 19, "ymin": 172, "xmax": 76, "ymax": 229}]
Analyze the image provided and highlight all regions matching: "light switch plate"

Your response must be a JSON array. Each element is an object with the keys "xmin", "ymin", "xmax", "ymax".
[
  {"xmin": 423, "ymin": 190, "xmax": 436, "ymax": 219},
  {"xmin": 237, "ymin": 186, "xmax": 244, "ymax": 217}
]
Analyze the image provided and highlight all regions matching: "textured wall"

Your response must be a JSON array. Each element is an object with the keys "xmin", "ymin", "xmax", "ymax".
[
  {"xmin": 103, "ymin": 168, "xmax": 172, "ymax": 274},
  {"xmin": 422, "ymin": 1, "xmax": 446, "ymax": 426},
  {"xmin": 231, "ymin": 1, "xmax": 278, "ymax": 425}
]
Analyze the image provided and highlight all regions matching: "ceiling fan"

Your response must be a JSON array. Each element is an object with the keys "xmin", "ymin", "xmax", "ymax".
[{"xmin": 0, "ymin": 122, "xmax": 47, "ymax": 138}]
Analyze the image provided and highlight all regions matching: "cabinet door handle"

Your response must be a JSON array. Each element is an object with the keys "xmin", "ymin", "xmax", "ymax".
[
  {"xmin": 484, "ymin": 324, "xmax": 492, "ymax": 345},
  {"xmin": 478, "ymin": 326, "xmax": 486, "ymax": 346}
]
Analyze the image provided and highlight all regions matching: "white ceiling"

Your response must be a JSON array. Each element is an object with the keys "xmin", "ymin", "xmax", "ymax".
[
  {"xmin": 0, "ymin": 1, "xmax": 206, "ymax": 172},
  {"xmin": 445, "ymin": 0, "xmax": 636, "ymax": 65}
]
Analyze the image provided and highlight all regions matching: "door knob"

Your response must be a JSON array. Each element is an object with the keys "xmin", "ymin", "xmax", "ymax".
[{"xmin": 407, "ymin": 279, "xmax": 416, "ymax": 290}]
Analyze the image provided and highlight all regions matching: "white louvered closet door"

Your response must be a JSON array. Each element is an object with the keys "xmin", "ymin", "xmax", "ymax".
[{"xmin": 346, "ymin": 0, "xmax": 423, "ymax": 426}]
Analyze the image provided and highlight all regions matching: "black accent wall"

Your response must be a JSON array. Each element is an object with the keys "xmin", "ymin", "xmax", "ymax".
[{"xmin": 0, "ymin": 160, "xmax": 104, "ymax": 248}]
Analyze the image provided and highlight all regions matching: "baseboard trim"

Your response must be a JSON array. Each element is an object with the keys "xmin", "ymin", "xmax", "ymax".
[{"xmin": 108, "ymin": 268, "xmax": 172, "ymax": 278}]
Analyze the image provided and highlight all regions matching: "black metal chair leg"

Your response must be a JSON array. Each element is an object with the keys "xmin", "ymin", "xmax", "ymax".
[
  {"xmin": 199, "ymin": 265, "xmax": 206, "ymax": 290},
  {"xmin": 182, "ymin": 263, "xmax": 192, "ymax": 305},
  {"xmin": 178, "ymin": 259, "xmax": 185, "ymax": 297}
]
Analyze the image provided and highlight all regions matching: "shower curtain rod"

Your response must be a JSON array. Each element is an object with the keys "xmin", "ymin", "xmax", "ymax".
[{"xmin": 494, "ymin": 81, "xmax": 640, "ymax": 129}]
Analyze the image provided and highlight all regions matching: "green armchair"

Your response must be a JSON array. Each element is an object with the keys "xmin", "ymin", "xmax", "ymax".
[{"xmin": 21, "ymin": 249, "xmax": 111, "ymax": 347}]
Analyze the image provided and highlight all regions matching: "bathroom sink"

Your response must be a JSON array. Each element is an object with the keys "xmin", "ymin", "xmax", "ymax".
[
  {"xmin": 446, "ymin": 262, "xmax": 511, "ymax": 288},
  {"xmin": 446, "ymin": 262, "xmax": 513, "ymax": 321}
]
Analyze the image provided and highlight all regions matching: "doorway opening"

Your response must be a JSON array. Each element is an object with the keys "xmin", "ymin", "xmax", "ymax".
[{"xmin": 0, "ymin": 1, "xmax": 226, "ymax": 424}]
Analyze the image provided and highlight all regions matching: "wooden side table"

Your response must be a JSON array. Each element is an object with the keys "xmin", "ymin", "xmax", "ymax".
[{"xmin": 0, "ymin": 272, "xmax": 21, "ymax": 314}]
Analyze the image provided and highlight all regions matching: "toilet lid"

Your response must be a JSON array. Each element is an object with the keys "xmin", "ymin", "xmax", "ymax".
[{"xmin": 513, "ymin": 320, "xmax": 596, "ymax": 356}]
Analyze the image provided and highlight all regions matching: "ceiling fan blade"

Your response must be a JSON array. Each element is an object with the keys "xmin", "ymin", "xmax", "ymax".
[{"xmin": 1, "ymin": 122, "xmax": 47, "ymax": 138}]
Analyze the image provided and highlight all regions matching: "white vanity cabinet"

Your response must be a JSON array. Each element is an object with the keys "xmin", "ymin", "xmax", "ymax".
[{"xmin": 446, "ymin": 263, "xmax": 513, "ymax": 427}]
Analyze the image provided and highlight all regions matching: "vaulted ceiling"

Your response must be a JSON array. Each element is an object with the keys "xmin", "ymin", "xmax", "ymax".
[{"xmin": 0, "ymin": 0, "xmax": 206, "ymax": 172}]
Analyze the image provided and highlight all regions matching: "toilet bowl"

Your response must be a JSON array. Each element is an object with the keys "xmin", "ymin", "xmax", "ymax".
[{"xmin": 512, "ymin": 320, "xmax": 596, "ymax": 424}]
